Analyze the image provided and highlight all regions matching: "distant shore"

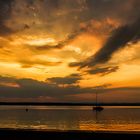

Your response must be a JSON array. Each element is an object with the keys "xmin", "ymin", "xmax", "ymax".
[
  {"xmin": 0, "ymin": 102, "xmax": 140, "ymax": 106},
  {"xmin": 0, "ymin": 128, "xmax": 139, "ymax": 140}
]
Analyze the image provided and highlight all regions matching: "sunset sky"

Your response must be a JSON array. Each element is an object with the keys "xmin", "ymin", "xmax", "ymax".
[{"xmin": 0, "ymin": 0, "xmax": 140, "ymax": 103}]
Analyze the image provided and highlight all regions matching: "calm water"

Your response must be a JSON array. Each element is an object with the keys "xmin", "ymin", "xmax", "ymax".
[{"xmin": 0, "ymin": 106, "xmax": 140, "ymax": 131}]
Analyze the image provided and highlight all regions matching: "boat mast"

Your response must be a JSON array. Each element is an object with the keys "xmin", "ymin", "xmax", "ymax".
[{"xmin": 96, "ymin": 91, "xmax": 98, "ymax": 107}]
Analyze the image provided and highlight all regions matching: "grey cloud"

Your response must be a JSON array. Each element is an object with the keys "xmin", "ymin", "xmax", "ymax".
[
  {"xmin": 1, "ymin": 0, "xmax": 139, "ymax": 37},
  {"xmin": 47, "ymin": 73, "xmax": 82, "ymax": 85},
  {"xmin": 0, "ymin": 0, "xmax": 14, "ymax": 36},
  {"xmin": 4, "ymin": 0, "xmax": 139, "ymax": 40},
  {"xmin": 86, "ymin": 66, "xmax": 119, "ymax": 76},
  {"xmin": 69, "ymin": 61, "xmax": 83, "ymax": 67},
  {"xmin": 43, "ymin": 0, "xmax": 60, "ymax": 9},
  {"xmin": 86, "ymin": 0, "xmax": 140, "ymax": 22},
  {"xmin": 26, "ymin": 0, "xmax": 34, "ymax": 6}
]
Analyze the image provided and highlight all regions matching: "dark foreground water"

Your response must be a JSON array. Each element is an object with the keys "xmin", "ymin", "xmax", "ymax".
[{"xmin": 0, "ymin": 106, "xmax": 139, "ymax": 131}]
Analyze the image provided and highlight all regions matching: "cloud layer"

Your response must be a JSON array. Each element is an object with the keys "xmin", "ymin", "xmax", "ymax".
[
  {"xmin": 0, "ymin": 0, "xmax": 140, "ymax": 102},
  {"xmin": 0, "ymin": 0, "xmax": 14, "ymax": 36},
  {"xmin": 0, "ymin": 76, "xmax": 140, "ymax": 102}
]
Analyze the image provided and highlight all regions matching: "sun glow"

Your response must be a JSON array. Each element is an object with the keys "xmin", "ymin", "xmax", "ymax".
[{"xmin": 26, "ymin": 38, "xmax": 56, "ymax": 46}]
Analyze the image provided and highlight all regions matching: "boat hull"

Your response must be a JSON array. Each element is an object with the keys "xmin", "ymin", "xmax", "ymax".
[{"xmin": 93, "ymin": 106, "xmax": 104, "ymax": 111}]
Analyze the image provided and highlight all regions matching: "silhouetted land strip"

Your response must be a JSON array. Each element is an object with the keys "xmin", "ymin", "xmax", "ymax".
[
  {"xmin": 0, "ymin": 129, "xmax": 140, "ymax": 140},
  {"xmin": 0, "ymin": 102, "xmax": 140, "ymax": 106}
]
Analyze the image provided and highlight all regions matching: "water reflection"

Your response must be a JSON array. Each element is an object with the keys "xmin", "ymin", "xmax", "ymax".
[{"xmin": 0, "ymin": 106, "xmax": 139, "ymax": 131}]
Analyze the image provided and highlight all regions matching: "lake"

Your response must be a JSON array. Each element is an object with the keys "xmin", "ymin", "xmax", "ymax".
[{"xmin": 0, "ymin": 106, "xmax": 139, "ymax": 132}]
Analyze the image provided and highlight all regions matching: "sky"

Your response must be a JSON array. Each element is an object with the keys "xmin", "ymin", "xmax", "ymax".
[{"xmin": 0, "ymin": 0, "xmax": 140, "ymax": 103}]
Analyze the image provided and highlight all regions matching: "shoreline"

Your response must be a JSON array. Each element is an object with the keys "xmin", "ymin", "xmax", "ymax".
[
  {"xmin": 0, "ymin": 128, "xmax": 140, "ymax": 140},
  {"xmin": 0, "ymin": 128, "xmax": 140, "ymax": 133}
]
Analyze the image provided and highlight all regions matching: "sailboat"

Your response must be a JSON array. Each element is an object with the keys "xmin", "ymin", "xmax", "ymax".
[{"xmin": 93, "ymin": 92, "xmax": 104, "ymax": 111}]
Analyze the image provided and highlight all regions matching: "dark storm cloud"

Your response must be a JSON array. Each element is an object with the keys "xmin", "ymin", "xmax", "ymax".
[
  {"xmin": 0, "ymin": 0, "xmax": 14, "ymax": 36},
  {"xmin": 86, "ymin": 66, "xmax": 119, "ymax": 76},
  {"xmin": 47, "ymin": 73, "xmax": 82, "ymax": 85},
  {"xmin": 69, "ymin": 17, "xmax": 140, "ymax": 68}
]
